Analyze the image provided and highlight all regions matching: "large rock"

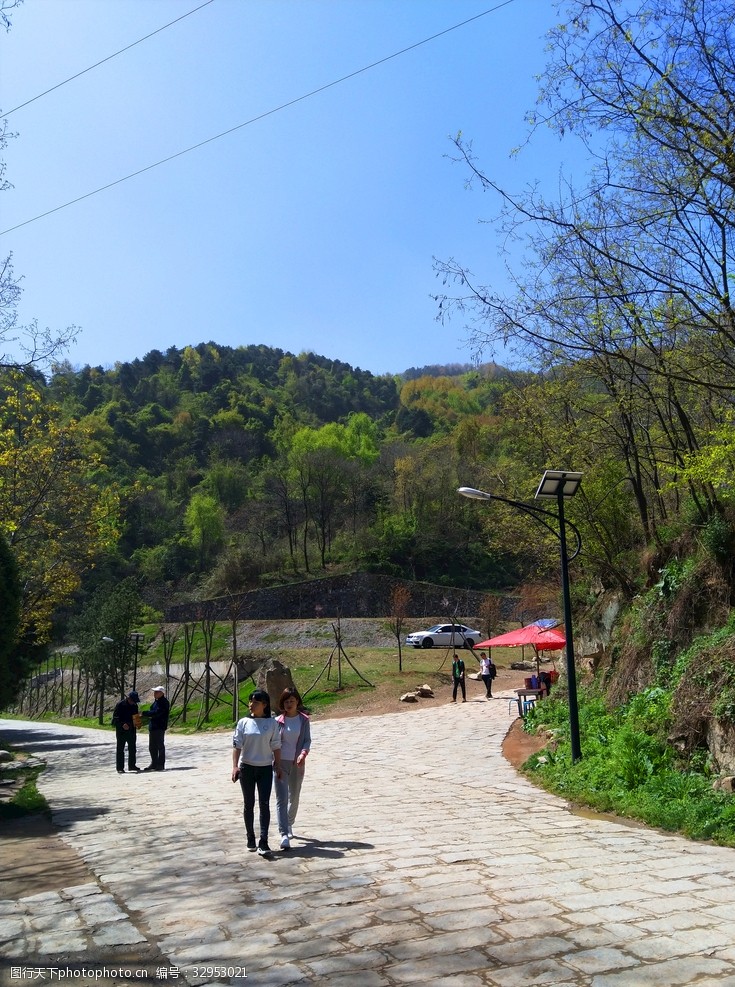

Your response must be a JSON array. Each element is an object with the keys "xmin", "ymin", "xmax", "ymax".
[
  {"xmin": 236, "ymin": 656, "xmax": 294, "ymax": 709},
  {"xmin": 712, "ymin": 776, "xmax": 735, "ymax": 793},
  {"xmin": 706, "ymin": 719, "xmax": 735, "ymax": 775}
]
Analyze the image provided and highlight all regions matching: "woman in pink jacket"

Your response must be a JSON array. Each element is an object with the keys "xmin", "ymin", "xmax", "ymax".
[{"xmin": 274, "ymin": 687, "xmax": 312, "ymax": 850}]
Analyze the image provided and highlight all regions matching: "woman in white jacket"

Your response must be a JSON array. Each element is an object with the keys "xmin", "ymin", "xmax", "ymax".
[{"xmin": 232, "ymin": 689, "xmax": 281, "ymax": 856}]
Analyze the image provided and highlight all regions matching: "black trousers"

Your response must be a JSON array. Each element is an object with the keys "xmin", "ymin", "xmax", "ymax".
[
  {"xmin": 116, "ymin": 728, "xmax": 137, "ymax": 771},
  {"xmin": 481, "ymin": 674, "xmax": 493, "ymax": 697},
  {"xmin": 452, "ymin": 677, "xmax": 466, "ymax": 701},
  {"xmin": 149, "ymin": 729, "xmax": 166, "ymax": 769},
  {"xmin": 239, "ymin": 763, "xmax": 273, "ymax": 847}
]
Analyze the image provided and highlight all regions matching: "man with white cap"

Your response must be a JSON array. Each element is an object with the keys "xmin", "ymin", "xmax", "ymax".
[{"xmin": 141, "ymin": 686, "xmax": 170, "ymax": 771}]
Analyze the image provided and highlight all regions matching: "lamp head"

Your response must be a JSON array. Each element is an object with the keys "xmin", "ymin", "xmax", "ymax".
[{"xmin": 457, "ymin": 486, "xmax": 495, "ymax": 501}]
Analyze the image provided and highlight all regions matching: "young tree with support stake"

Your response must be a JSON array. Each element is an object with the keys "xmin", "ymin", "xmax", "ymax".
[{"xmin": 387, "ymin": 584, "xmax": 411, "ymax": 672}]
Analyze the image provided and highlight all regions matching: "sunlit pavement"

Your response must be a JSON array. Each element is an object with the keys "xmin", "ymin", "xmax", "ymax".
[{"xmin": 4, "ymin": 696, "xmax": 735, "ymax": 987}]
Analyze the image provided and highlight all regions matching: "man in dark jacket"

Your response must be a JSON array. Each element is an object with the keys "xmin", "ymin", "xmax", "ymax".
[
  {"xmin": 451, "ymin": 653, "xmax": 466, "ymax": 703},
  {"xmin": 112, "ymin": 690, "xmax": 141, "ymax": 774},
  {"xmin": 142, "ymin": 686, "xmax": 170, "ymax": 772}
]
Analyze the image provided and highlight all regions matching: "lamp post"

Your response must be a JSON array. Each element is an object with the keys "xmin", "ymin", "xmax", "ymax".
[
  {"xmin": 130, "ymin": 632, "xmax": 145, "ymax": 691},
  {"xmin": 458, "ymin": 469, "xmax": 584, "ymax": 762},
  {"xmin": 100, "ymin": 636, "xmax": 114, "ymax": 725}
]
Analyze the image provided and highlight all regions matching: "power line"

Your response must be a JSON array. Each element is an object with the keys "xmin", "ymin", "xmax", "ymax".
[
  {"xmin": 2, "ymin": 0, "xmax": 216, "ymax": 118},
  {"xmin": 0, "ymin": 0, "xmax": 516, "ymax": 238}
]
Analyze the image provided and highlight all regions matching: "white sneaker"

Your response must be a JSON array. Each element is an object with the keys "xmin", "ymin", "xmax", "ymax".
[
  {"xmin": 280, "ymin": 834, "xmax": 290, "ymax": 850},
  {"xmin": 287, "ymin": 829, "xmax": 294, "ymax": 839},
  {"xmin": 257, "ymin": 845, "xmax": 271, "ymax": 857}
]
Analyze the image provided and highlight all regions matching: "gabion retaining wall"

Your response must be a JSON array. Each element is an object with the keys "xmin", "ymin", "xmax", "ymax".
[{"xmin": 164, "ymin": 572, "xmax": 520, "ymax": 624}]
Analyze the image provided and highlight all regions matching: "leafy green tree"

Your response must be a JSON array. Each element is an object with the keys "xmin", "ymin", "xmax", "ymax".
[
  {"xmin": 285, "ymin": 415, "xmax": 382, "ymax": 570},
  {"xmin": 0, "ymin": 373, "xmax": 121, "ymax": 643},
  {"xmin": 258, "ymin": 460, "xmax": 302, "ymax": 566},
  {"xmin": 202, "ymin": 460, "xmax": 250, "ymax": 512},
  {"xmin": 356, "ymin": 510, "xmax": 418, "ymax": 578},
  {"xmin": 184, "ymin": 492, "xmax": 225, "ymax": 569},
  {"xmin": 434, "ymin": 0, "xmax": 735, "ymax": 592},
  {"xmin": 72, "ymin": 578, "xmax": 144, "ymax": 709}
]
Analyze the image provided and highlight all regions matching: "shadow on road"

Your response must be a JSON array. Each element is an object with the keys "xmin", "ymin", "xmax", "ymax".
[
  {"xmin": 53, "ymin": 805, "xmax": 110, "ymax": 826},
  {"xmin": 285, "ymin": 838, "xmax": 375, "ymax": 859},
  {"xmin": 0, "ymin": 725, "xmax": 106, "ymax": 749}
]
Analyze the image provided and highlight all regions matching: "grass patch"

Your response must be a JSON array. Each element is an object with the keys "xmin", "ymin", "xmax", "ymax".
[
  {"xmin": 0, "ymin": 753, "xmax": 50, "ymax": 822},
  {"xmin": 522, "ymin": 686, "xmax": 735, "ymax": 846},
  {"xmin": 8, "ymin": 640, "xmax": 496, "ymax": 727},
  {"xmin": 170, "ymin": 645, "xmax": 458, "ymax": 724}
]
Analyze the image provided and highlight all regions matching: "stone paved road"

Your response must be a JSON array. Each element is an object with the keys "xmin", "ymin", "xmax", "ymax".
[{"xmin": 3, "ymin": 695, "xmax": 735, "ymax": 987}]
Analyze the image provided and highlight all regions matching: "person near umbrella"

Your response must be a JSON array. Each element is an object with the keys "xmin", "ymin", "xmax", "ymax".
[
  {"xmin": 451, "ymin": 653, "xmax": 466, "ymax": 702},
  {"xmin": 478, "ymin": 651, "xmax": 496, "ymax": 699}
]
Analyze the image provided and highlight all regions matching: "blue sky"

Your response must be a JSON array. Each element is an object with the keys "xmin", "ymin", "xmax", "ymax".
[{"xmin": 1, "ymin": 0, "xmax": 581, "ymax": 377}]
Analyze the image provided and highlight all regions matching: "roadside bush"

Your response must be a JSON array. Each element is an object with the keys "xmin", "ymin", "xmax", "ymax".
[{"xmin": 523, "ymin": 685, "xmax": 735, "ymax": 846}]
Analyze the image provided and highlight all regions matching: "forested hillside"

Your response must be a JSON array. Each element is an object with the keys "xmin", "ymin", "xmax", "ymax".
[
  {"xmin": 35, "ymin": 344, "xmax": 534, "ymax": 612},
  {"xmin": 4, "ymin": 304, "xmax": 727, "ymax": 656}
]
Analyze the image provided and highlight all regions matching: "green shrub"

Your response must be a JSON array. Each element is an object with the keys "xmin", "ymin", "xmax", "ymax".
[
  {"xmin": 523, "ymin": 685, "xmax": 735, "ymax": 846},
  {"xmin": 0, "ymin": 762, "xmax": 49, "ymax": 821},
  {"xmin": 701, "ymin": 514, "xmax": 733, "ymax": 562},
  {"xmin": 654, "ymin": 558, "xmax": 695, "ymax": 598}
]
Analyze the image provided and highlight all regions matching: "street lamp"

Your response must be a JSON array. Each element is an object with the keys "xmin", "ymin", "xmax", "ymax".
[
  {"xmin": 99, "ymin": 637, "xmax": 115, "ymax": 725},
  {"xmin": 458, "ymin": 469, "xmax": 584, "ymax": 762},
  {"xmin": 130, "ymin": 632, "xmax": 145, "ymax": 691}
]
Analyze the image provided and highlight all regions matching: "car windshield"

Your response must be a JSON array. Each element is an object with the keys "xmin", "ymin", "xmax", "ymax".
[{"xmin": 426, "ymin": 625, "xmax": 444, "ymax": 633}]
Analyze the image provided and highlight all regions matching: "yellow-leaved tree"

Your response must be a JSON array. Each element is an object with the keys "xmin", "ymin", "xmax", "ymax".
[{"xmin": 0, "ymin": 373, "xmax": 120, "ymax": 644}]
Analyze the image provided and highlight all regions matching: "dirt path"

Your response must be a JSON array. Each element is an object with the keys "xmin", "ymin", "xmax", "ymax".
[
  {"xmin": 0, "ymin": 814, "xmax": 93, "ymax": 897},
  {"xmin": 501, "ymin": 715, "xmax": 548, "ymax": 768}
]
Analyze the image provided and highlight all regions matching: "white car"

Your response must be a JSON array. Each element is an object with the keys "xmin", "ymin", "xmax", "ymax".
[{"xmin": 405, "ymin": 624, "xmax": 482, "ymax": 649}]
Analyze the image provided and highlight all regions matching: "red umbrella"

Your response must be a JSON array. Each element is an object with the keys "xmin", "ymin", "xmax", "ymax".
[
  {"xmin": 475, "ymin": 624, "xmax": 566, "ymax": 679},
  {"xmin": 475, "ymin": 625, "xmax": 566, "ymax": 650}
]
